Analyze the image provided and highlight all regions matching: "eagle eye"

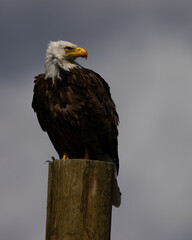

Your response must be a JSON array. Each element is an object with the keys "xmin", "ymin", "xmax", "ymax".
[{"xmin": 64, "ymin": 46, "xmax": 73, "ymax": 51}]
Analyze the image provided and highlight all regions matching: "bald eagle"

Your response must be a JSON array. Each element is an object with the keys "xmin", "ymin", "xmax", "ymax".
[{"xmin": 32, "ymin": 41, "xmax": 121, "ymax": 207}]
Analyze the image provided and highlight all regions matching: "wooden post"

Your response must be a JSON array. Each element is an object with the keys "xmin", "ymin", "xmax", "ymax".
[{"xmin": 45, "ymin": 159, "xmax": 114, "ymax": 240}]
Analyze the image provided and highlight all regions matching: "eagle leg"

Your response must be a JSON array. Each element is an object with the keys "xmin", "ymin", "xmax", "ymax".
[
  {"xmin": 61, "ymin": 154, "xmax": 69, "ymax": 160},
  {"xmin": 84, "ymin": 149, "xmax": 89, "ymax": 159}
]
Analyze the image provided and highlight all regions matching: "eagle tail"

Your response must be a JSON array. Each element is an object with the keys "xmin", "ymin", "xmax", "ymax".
[{"xmin": 112, "ymin": 178, "xmax": 121, "ymax": 207}]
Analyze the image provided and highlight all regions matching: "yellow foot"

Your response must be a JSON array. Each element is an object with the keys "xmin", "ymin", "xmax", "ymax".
[{"xmin": 61, "ymin": 154, "xmax": 69, "ymax": 160}]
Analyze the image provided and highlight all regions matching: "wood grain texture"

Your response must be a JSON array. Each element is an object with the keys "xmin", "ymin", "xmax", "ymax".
[{"xmin": 45, "ymin": 159, "xmax": 114, "ymax": 240}]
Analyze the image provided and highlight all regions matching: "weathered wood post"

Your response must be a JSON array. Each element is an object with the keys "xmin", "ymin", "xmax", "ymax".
[{"xmin": 45, "ymin": 159, "xmax": 114, "ymax": 240}]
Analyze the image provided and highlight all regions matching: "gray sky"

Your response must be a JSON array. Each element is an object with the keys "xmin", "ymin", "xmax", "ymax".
[{"xmin": 1, "ymin": 1, "xmax": 192, "ymax": 240}]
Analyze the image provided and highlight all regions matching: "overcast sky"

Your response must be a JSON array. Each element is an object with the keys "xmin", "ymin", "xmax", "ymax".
[{"xmin": 1, "ymin": 1, "xmax": 192, "ymax": 240}]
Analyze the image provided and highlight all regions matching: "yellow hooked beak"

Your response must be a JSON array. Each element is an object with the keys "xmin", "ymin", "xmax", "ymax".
[{"xmin": 66, "ymin": 47, "xmax": 88, "ymax": 60}]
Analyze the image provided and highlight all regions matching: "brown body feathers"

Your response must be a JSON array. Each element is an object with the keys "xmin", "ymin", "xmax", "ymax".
[{"xmin": 32, "ymin": 67, "xmax": 119, "ymax": 173}]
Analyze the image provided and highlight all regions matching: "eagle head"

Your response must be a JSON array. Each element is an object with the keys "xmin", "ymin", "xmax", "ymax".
[{"xmin": 45, "ymin": 40, "xmax": 88, "ymax": 80}]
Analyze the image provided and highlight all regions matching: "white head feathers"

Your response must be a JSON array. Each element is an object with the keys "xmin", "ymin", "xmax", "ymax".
[{"xmin": 45, "ymin": 41, "xmax": 87, "ymax": 80}]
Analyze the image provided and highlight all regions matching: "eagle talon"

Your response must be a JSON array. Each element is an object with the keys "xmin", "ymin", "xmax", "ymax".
[
  {"xmin": 51, "ymin": 156, "xmax": 57, "ymax": 162},
  {"xmin": 61, "ymin": 154, "xmax": 69, "ymax": 160},
  {"xmin": 45, "ymin": 156, "xmax": 57, "ymax": 163}
]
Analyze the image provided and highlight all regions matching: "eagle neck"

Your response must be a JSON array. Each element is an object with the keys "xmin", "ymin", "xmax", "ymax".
[{"xmin": 45, "ymin": 57, "xmax": 80, "ymax": 81}]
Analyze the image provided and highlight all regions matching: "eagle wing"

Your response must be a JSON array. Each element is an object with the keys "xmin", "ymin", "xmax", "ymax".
[
  {"xmin": 32, "ymin": 74, "xmax": 52, "ymax": 132},
  {"xmin": 84, "ymin": 69, "xmax": 119, "ymax": 172}
]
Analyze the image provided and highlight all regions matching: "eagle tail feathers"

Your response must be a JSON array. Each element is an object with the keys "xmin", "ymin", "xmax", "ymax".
[{"xmin": 112, "ymin": 178, "xmax": 121, "ymax": 207}]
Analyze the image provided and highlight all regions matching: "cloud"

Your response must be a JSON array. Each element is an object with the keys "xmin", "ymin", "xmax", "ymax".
[{"xmin": 1, "ymin": 1, "xmax": 192, "ymax": 240}]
